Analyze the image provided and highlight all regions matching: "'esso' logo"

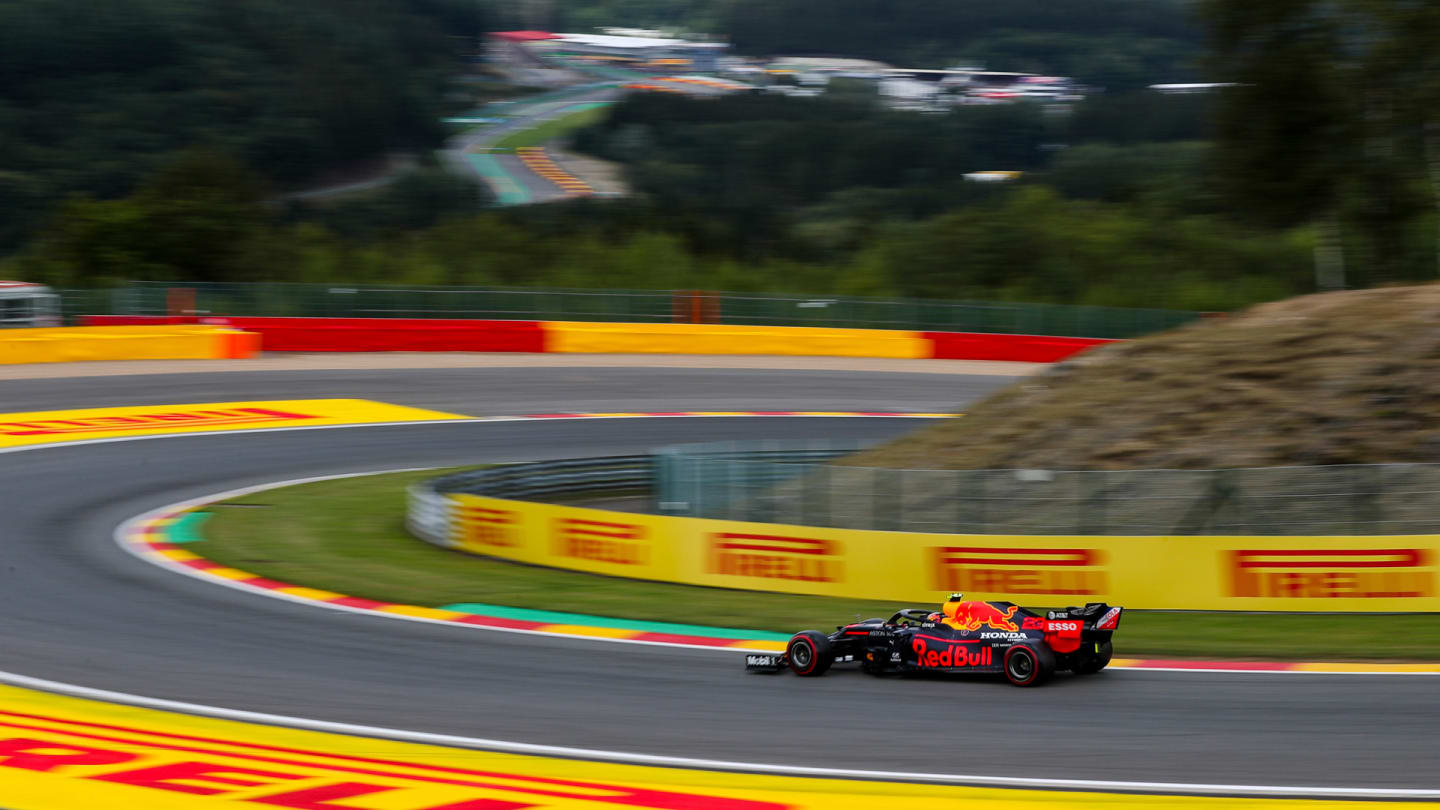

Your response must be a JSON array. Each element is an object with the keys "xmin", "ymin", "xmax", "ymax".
[{"xmin": 1047, "ymin": 621, "xmax": 1079, "ymax": 632}]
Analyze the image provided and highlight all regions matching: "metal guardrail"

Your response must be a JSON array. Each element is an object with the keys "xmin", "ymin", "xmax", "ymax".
[
  {"xmin": 66, "ymin": 281, "xmax": 1202, "ymax": 339},
  {"xmin": 432, "ymin": 456, "xmax": 654, "ymax": 501}
]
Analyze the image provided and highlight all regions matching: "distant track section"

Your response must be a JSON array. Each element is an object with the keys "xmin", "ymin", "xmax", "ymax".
[{"xmin": 444, "ymin": 85, "xmax": 622, "ymax": 205}]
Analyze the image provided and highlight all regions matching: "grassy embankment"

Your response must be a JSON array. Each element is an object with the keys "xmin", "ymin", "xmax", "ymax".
[
  {"xmin": 849, "ymin": 286, "xmax": 1440, "ymax": 471},
  {"xmin": 200, "ymin": 471, "xmax": 1440, "ymax": 661},
  {"xmin": 492, "ymin": 104, "xmax": 611, "ymax": 151}
]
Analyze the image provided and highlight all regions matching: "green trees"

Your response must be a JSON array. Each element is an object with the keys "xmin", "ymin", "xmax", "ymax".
[
  {"xmin": 21, "ymin": 152, "xmax": 266, "ymax": 285},
  {"xmin": 576, "ymin": 93, "xmax": 1048, "ymax": 208},
  {"xmin": 857, "ymin": 187, "xmax": 1305, "ymax": 308},
  {"xmin": 1201, "ymin": 0, "xmax": 1440, "ymax": 289},
  {"xmin": 0, "ymin": 0, "xmax": 475, "ymax": 250},
  {"xmin": 1202, "ymin": 0, "xmax": 1357, "ymax": 290},
  {"xmin": 1365, "ymin": 1, "xmax": 1440, "ymax": 277}
]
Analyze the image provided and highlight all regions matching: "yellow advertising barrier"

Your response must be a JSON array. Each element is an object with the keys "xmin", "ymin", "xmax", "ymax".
[
  {"xmin": 0, "ymin": 325, "xmax": 259, "ymax": 365},
  {"xmin": 447, "ymin": 494, "xmax": 1440, "ymax": 612},
  {"xmin": 542, "ymin": 321, "xmax": 931, "ymax": 359}
]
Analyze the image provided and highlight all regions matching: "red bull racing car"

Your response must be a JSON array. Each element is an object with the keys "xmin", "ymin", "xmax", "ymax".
[{"xmin": 745, "ymin": 594, "xmax": 1122, "ymax": 686}]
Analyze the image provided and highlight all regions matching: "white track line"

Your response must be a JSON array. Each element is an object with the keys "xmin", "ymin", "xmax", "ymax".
[{"xmin": 0, "ymin": 667, "xmax": 1432, "ymax": 800}]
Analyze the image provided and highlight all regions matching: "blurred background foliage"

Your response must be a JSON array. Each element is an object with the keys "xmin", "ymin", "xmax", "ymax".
[
  {"xmin": 0, "ymin": 0, "xmax": 483, "ymax": 246},
  {"xmin": 2, "ymin": 0, "xmax": 1439, "ymax": 313}
]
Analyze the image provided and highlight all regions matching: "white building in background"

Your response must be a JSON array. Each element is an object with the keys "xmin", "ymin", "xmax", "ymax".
[
  {"xmin": 878, "ymin": 78, "xmax": 937, "ymax": 101},
  {"xmin": 964, "ymin": 171, "xmax": 1023, "ymax": 183},
  {"xmin": 549, "ymin": 33, "xmax": 728, "ymax": 72},
  {"xmin": 1149, "ymin": 83, "xmax": 1237, "ymax": 94},
  {"xmin": 870, "ymin": 68, "xmax": 1082, "ymax": 109}
]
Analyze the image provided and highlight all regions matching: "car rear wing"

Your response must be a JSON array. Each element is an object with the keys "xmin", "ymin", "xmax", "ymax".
[{"xmin": 1051, "ymin": 603, "xmax": 1123, "ymax": 632}]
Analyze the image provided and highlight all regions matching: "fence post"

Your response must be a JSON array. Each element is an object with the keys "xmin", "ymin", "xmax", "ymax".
[
  {"xmin": 651, "ymin": 452, "xmax": 667, "ymax": 514},
  {"xmin": 1079, "ymin": 473, "xmax": 1106, "ymax": 536},
  {"xmin": 752, "ymin": 460, "xmax": 773, "ymax": 524},
  {"xmin": 1174, "ymin": 469, "xmax": 1233, "ymax": 535},
  {"xmin": 803, "ymin": 462, "xmax": 828, "ymax": 528},
  {"xmin": 892, "ymin": 469, "xmax": 904, "ymax": 531},
  {"xmin": 721, "ymin": 457, "xmax": 734, "ymax": 521},
  {"xmin": 1351, "ymin": 465, "xmax": 1382, "ymax": 535},
  {"xmin": 692, "ymin": 455, "xmax": 705, "ymax": 519},
  {"xmin": 872, "ymin": 469, "xmax": 899, "ymax": 532},
  {"xmin": 166, "ymin": 287, "xmax": 195, "ymax": 317},
  {"xmin": 953, "ymin": 470, "xmax": 983, "ymax": 534}
]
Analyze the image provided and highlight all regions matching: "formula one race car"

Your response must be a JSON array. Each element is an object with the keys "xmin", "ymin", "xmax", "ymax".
[{"xmin": 744, "ymin": 594, "xmax": 1122, "ymax": 686}]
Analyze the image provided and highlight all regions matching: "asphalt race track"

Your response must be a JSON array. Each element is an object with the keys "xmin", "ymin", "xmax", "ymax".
[{"xmin": 0, "ymin": 366, "xmax": 1436, "ymax": 792}]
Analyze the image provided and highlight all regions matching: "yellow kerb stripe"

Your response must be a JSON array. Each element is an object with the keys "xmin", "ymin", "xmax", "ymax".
[
  {"xmin": 538, "ymin": 624, "xmax": 642, "ymax": 639},
  {"xmin": 376, "ymin": 605, "xmax": 471, "ymax": 621},
  {"xmin": 155, "ymin": 549, "xmax": 203, "ymax": 562},
  {"xmin": 731, "ymin": 640, "xmax": 787, "ymax": 652},
  {"xmin": 275, "ymin": 586, "xmax": 349, "ymax": 601},
  {"xmin": 1291, "ymin": 662, "xmax": 1440, "ymax": 673},
  {"xmin": 202, "ymin": 567, "xmax": 262, "ymax": 581}
]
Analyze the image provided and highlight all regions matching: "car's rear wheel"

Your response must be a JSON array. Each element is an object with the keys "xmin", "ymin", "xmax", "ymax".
[
  {"xmin": 1072, "ymin": 641, "xmax": 1114, "ymax": 675},
  {"xmin": 787, "ymin": 631, "xmax": 834, "ymax": 677},
  {"xmin": 1004, "ymin": 644, "xmax": 1055, "ymax": 687}
]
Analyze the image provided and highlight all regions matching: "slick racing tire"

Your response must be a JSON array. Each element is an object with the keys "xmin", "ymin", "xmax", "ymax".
[
  {"xmin": 787, "ymin": 631, "xmax": 834, "ymax": 677},
  {"xmin": 1003, "ymin": 643, "xmax": 1055, "ymax": 687},
  {"xmin": 1072, "ymin": 641, "xmax": 1114, "ymax": 675}
]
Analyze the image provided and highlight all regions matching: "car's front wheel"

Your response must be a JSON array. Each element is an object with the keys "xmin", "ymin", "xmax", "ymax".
[
  {"xmin": 787, "ymin": 631, "xmax": 834, "ymax": 677},
  {"xmin": 1003, "ymin": 643, "xmax": 1055, "ymax": 687}
]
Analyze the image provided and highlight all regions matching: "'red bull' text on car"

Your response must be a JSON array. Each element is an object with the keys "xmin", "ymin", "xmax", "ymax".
[{"xmin": 745, "ymin": 594, "xmax": 1122, "ymax": 686}]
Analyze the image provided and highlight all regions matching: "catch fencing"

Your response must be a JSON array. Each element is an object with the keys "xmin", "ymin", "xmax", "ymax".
[
  {"xmin": 432, "ymin": 456, "xmax": 653, "ymax": 501},
  {"xmin": 410, "ymin": 452, "xmax": 1440, "ymax": 610},
  {"xmin": 67, "ymin": 281, "xmax": 1199, "ymax": 339},
  {"xmin": 653, "ymin": 441, "xmax": 1440, "ymax": 536}
]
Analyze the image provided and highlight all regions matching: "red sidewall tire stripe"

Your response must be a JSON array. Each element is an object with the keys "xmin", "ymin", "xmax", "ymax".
[
  {"xmin": 790, "ymin": 637, "xmax": 817, "ymax": 675},
  {"xmin": 1004, "ymin": 646, "xmax": 1038, "ymax": 686}
]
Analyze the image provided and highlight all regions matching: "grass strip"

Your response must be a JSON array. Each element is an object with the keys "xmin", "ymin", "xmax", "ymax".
[
  {"xmin": 491, "ymin": 104, "xmax": 611, "ymax": 151},
  {"xmin": 200, "ymin": 470, "xmax": 1440, "ymax": 661}
]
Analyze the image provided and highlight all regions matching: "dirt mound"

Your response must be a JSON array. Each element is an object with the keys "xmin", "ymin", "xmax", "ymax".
[{"xmin": 847, "ymin": 284, "xmax": 1440, "ymax": 470}]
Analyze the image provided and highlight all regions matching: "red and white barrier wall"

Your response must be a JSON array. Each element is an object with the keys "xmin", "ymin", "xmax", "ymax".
[{"xmin": 80, "ymin": 316, "xmax": 1116, "ymax": 363}]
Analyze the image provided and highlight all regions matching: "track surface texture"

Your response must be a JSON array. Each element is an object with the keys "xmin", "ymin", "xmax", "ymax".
[{"xmin": 0, "ymin": 365, "xmax": 1435, "ymax": 791}]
